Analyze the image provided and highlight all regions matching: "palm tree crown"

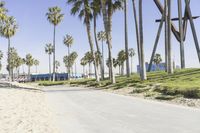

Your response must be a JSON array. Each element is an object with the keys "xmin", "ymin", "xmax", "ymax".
[
  {"xmin": 46, "ymin": 6, "xmax": 64, "ymax": 26},
  {"xmin": 0, "ymin": 16, "xmax": 18, "ymax": 39},
  {"xmin": 45, "ymin": 43, "xmax": 54, "ymax": 55},
  {"xmin": 63, "ymin": 34, "xmax": 73, "ymax": 48}
]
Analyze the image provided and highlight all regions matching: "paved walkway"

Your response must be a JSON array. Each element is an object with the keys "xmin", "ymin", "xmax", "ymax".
[{"xmin": 44, "ymin": 86, "xmax": 200, "ymax": 133}]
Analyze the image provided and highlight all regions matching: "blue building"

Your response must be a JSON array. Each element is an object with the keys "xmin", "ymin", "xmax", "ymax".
[
  {"xmin": 137, "ymin": 62, "xmax": 166, "ymax": 73},
  {"xmin": 31, "ymin": 73, "xmax": 68, "ymax": 81}
]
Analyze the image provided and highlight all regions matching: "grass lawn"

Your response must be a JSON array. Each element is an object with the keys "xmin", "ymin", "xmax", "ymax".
[{"xmin": 38, "ymin": 68, "xmax": 200, "ymax": 99}]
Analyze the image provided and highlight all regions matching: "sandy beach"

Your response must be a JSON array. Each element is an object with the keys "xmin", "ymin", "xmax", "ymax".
[{"xmin": 0, "ymin": 82, "xmax": 59, "ymax": 133}]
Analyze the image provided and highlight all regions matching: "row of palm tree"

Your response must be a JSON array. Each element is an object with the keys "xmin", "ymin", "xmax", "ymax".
[
  {"xmin": 0, "ymin": 2, "xmax": 18, "ymax": 82},
  {"xmin": 66, "ymin": 0, "xmax": 150, "ymax": 83}
]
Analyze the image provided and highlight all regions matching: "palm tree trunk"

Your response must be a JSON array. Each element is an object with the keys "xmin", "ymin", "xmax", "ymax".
[
  {"xmin": 132, "ymin": 0, "xmax": 142, "ymax": 77},
  {"xmin": 131, "ymin": 56, "xmax": 133, "ymax": 74},
  {"xmin": 124, "ymin": 0, "xmax": 130, "ymax": 77},
  {"xmin": 68, "ymin": 47, "xmax": 71, "ymax": 80},
  {"xmin": 85, "ymin": 21, "xmax": 99, "ymax": 81},
  {"xmin": 52, "ymin": 25, "xmax": 56, "ymax": 81},
  {"xmin": 101, "ymin": 40, "xmax": 105, "ymax": 78},
  {"xmin": 7, "ymin": 37, "xmax": 12, "ymax": 83},
  {"xmin": 28, "ymin": 66, "xmax": 30, "ymax": 81},
  {"xmin": 139, "ymin": 0, "xmax": 147, "ymax": 80},
  {"xmin": 49, "ymin": 54, "xmax": 51, "ymax": 81},
  {"xmin": 121, "ymin": 63, "xmax": 125, "ymax": 76},
  {"xmin": 94, "ymin": 15, "xmax": 104, "ymax": 80},
  {"xmin": 101, "ymin": 0, "xmax": 115, "ymax": 83}
]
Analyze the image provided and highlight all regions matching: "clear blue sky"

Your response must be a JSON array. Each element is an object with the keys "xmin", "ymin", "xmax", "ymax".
[{"xmin": 0, "ymin": 0, "xmax": 199, "ymax": 74}]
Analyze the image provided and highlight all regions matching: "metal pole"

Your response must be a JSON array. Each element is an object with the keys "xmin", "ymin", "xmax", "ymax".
[
  {"xmin": 168, "ymin": 0, "xmax": 174, "ymax": 74},
  {"xmin": 148, "ymin": 14, "xmax": 164, "ymax": 72},
  {"xmin": 185, "ymin": 0, "xmax": 200, "ymax": 63},
  {"xmin": 178, "ymin": 0, "xmax": 185, "ymax": 69}
]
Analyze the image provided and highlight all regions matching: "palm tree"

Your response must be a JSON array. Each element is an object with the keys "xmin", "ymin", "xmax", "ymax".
[
  {"xmin": 91, "ymin": 0, "xmax": 104, "ymax": 80},
  {"xmin": 84, "ymin": 51, "xmax": 93, "ymax": 77},
  {"xmin": 14, "ymin": 56, "xmax": 23, "ymax": 78},
  {"xmin": 67, "ymin": 0, "xmax": 100, "ymax": 82},
  {"xmin": 128, "ymin": 48, "xmax": 135, "ymax": 74},
  {"xmin": 55, "ymin": 60, "xmax": 60, "ymax": 73},
  {"xmin": 45, "ymin": 43, "xmax": 53, "ymax": 81},
  {"xmin": 153, "ymin": 53, "xmax": 162, "ymax": 70},
  {"xmin": 46, "ymin": 6, "xmax": 64, "ymax": 82},
  {"xmin": 63, "ymin": 34, "xmax": 73, "ymax": 78},
  {"xmin": 80, "ymin": 57, "xmax": 87, "ymax": 76},
  {"xmin": 97, "ymin": 31, "xmax": 106, "ymax": 79},
  {"xmin": 70, "ymin": 51, "xmax": 78, "ymax": 76},
  {"xmin": 139, "ymin": 0, "xmax": 147, "ymax": 80},
  {"xmin": 25, "ymin": 54, "xmax": 34, "ymax": 81},
  {"xmin": 8, "ymin": 47, "xmax": 18, "ymax": 80},
  {"xmin": 124, "ymin": 0, "xmax": 130, "ymax": 77},
  {"xmin": 0, "ymin": 1, "xmax": 7, "ymax": 23},
  {"xmin": 117, "ymin": 50, "xmax": 127, "ymax": 75},
  {"xmin": 0, "ymin": 50, "xmax": 3, "ymax": 71},
  {"xmin": 34, "ymin": 59, "xmax": 39, "ymax": 73},
  {"xmin": 100, "ymin": 0, "xmax": 123, "ymax": 83},
  {"xmin": 0, "ymin": 16, "xmax": 18, "ymax": 82}
]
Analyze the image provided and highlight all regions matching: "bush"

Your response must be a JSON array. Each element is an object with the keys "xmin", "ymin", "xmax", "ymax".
[{"xmin": 38, "ymin": 81, "xmax": 65, "ymax": 86}]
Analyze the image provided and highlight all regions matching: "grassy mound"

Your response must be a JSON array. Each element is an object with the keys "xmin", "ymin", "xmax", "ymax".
[{"xmin": 38, "ymin": 68, "xmax": 200, "ymax": 99}]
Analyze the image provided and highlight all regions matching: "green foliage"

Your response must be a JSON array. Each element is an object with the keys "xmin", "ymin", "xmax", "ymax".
[
  {"xmin": 38, "ymin": 81, "xmax": 65, "ymax": 86},
  {"xmin": 66, "ymin": 69, "xmax": 200, "ymax": 99},
  {"xmin": 63, "ymin": 34, "xmax": 73, "ymax": 48},
  {"xmin": 25, "ymin": 53, "xmax": 34, "ymax": 67},
  {"xmin": 45, "ymin": 43, "xmax": 54, "ymax": 55},
  {"xmin": 0, "ymin": 16, "xmax": 18, "ymax": 39},
  {"xmin": 46, "ymin": 6, "xmax": 64, "ymax": 26}
]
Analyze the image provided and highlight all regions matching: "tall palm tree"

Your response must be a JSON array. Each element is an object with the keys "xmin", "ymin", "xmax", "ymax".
[
  {"xmin": 97, "ymin": 31, "xmax": 106, "ymax": 79},
  {"xmin": 46, "ymin": 6, "xmax": 64, "ymax": 82},
  {"xmin": 63, "ymin": 34, "xmax": 73, "ymax": 78},
  {"xmin": 91, "ymin": 0, "xmax": 104, "ymax": 80},
  {"xmin": 0, "ymin": 16, "xmax": 18, "ymax": 82},
  {"xmin": 128, "ymin": 48, "xmax": 135, "ymax": 74},
  {"xmin": 34, "ymin": 59, "xmax": 39, "ymax": 73},
  {"xmin": 25, "ymin": 53, "xmax": 34, "ymax": 81},
  {"xmin": 67, "ymin": 0, "xmax": 100, "ymax": 82},
  {"xmin": 100, "ymin": 0, "xmax": 123, "ymax": 83},
  {"xmin": 139, "ymin": 0, "xmax": 147, "ymax": 80},
  {"xmin": 124, "ymin": 0, "xmax": 130, "ymax": 77},
  {"xmin": 45, "ymin": 43, "xmax": 53, "ymax": 81}
]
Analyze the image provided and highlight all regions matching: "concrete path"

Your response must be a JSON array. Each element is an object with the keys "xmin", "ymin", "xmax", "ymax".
[{"xmin": 44, "ymin": 86, "xmax": 200, "ymax": 133}]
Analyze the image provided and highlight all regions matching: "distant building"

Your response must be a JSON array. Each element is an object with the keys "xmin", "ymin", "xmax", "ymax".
[
  {"xmin": 31, "ymin": 73, "xmax": 68, "ymax": 81},
  {"xmin": 137, "ymin": 62, "xmax": 166, "ymax": 73}
]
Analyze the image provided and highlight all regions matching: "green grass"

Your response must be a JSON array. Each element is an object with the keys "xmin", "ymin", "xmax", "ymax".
[
  {"xmin": 38, "ymin": 81, "xmax": 66, "ymax": 86},
  {"xmin": 38, "ymin": 68, "xmax": 200, "ymax": 99}
]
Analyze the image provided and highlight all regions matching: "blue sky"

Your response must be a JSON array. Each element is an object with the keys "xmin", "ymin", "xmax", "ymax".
[{"xmin": 0, "ymin": 0, "xmax": 199, "ymax": 74}]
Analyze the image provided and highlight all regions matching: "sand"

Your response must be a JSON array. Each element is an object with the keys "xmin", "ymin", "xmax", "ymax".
[{"xmin": 0, "ymin": 83, "xmax": 59, "ymax": 133}]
